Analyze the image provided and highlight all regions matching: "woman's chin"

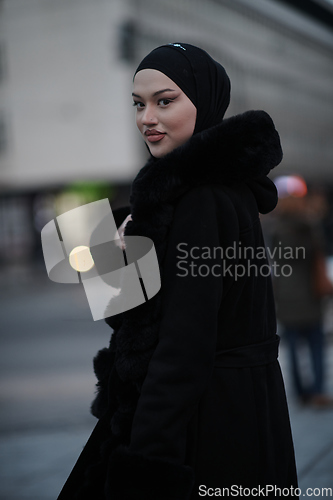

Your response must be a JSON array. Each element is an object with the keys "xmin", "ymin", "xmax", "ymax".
[{"xmin": 147, "ymin": 141, "xmax": 170, "ymax": 159}]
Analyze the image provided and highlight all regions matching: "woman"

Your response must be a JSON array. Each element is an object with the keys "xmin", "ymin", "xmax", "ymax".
[{"xmin": 58, "ymin": 43, "xmax": 298, "ymax": 499}]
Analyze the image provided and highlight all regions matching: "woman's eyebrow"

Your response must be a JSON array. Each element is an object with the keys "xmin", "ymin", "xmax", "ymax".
[{"xmin": 132, "ymin": 88, "xmax": 176, "ymax": 98}]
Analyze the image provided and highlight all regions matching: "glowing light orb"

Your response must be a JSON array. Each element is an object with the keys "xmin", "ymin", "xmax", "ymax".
[
  {"xmin": 274, "ymin": 175, "xmax": 307, "ymax": 198},
  {"xmin": 69, "ymin": 246, "xmax": 95, "ymax": 272}
]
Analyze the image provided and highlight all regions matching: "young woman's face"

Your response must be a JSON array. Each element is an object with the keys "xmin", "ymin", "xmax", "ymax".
[{"xmin": 132, "ymin": 69, "xmax": 197, "ymax": 158}]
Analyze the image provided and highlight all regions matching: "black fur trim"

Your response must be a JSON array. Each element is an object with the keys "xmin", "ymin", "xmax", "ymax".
[
  {"xmin": 127, "ymin": 110, "xmax": 282, "ymax": 213},
  {"xmin": 90, "ymin": 347, "xmax": 115, "ymax": 418}
]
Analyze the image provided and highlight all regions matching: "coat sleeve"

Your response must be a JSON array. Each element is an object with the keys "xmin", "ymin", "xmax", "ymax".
[{"xmin": 106, "ymin": 186, "xmax": 237, "ymax": 500}]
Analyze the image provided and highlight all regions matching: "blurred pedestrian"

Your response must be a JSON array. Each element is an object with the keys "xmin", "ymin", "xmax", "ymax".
[
  {"xmin": 271, "ymin": 180, "xmax": 333, "ymax": 408},
  {"xmin": 58, "ymin": 43, "xmax": 298, "ymax": 499}
]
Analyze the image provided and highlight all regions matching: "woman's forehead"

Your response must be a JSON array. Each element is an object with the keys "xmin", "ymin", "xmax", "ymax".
[{"xmin": 133, "ymin": 69, "xmax": 180, "ymax": 94}]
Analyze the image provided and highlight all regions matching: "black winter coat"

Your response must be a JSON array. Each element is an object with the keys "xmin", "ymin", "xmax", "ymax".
[{"xmin": 58, "ymin": 110, "xmax": 298, "ymax": 500}]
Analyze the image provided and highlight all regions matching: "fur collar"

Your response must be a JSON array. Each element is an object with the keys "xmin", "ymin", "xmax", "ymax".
[{"xmin": 128, "ymin": 109, "xmax": 282, "ymax": 213}]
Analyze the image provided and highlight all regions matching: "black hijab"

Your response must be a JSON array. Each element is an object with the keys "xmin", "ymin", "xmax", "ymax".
[{"xmin": 133, "ymin": 42, "xmax": 231, "ymax": 135}]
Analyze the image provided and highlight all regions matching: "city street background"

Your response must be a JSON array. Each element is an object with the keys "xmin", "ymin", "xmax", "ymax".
[{"xmin": 0, "ymin": 263, "xmax": 333, "ymax": 499}]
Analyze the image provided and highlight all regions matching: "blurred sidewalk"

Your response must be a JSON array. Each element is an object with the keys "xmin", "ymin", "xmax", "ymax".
[{"xmin": 0, "ymin": 263, "xmax": 333, "ymax": 499}]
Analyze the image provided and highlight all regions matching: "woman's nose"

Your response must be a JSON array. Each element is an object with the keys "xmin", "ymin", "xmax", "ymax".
[{"xmin": 141, "ymin": 104, "xmax": 158, "ymax": 125}]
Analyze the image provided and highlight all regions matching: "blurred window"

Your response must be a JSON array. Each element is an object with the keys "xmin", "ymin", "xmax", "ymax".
[{"xmin": 118, "ymin": 20, "xmax": 137, "ymax": 63}]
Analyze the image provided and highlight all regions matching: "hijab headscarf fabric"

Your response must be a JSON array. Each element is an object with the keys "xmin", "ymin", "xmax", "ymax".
[{"xmin": 134, "ymin": 42, "xmax": 231, "ymax": 135}]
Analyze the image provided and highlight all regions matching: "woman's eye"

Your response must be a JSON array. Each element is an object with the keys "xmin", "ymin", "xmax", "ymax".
[
  {"xmin": 133, "ymin": 101, "xmax": 144, "ymax": 109},
  {"xmin": 159, "ymin": 98, "xmax": 173, "ymax": 106}
]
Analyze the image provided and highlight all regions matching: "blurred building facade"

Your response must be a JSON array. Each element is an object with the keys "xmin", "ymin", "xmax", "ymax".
[
  {"xmin": 0, "ymin": 0, "xmax": 139, "ymax": 190},
  {"xmin": 0, "ymin": 0, "xmax": 333, "ymax": 262}
]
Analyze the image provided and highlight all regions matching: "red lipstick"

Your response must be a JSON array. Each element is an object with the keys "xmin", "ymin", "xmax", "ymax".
[{"xmin": 145, "ymin": 129, "xmax": 166, "ymax": 143}]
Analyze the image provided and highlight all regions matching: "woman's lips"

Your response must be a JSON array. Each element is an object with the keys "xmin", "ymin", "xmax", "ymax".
[
  {"xmin": 146, "ymin": 133, "xmax": 166, "ymax": 143},
  {"xmin": 145, "ymin": 130, "xmax": 166, "ymax": 143}
]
